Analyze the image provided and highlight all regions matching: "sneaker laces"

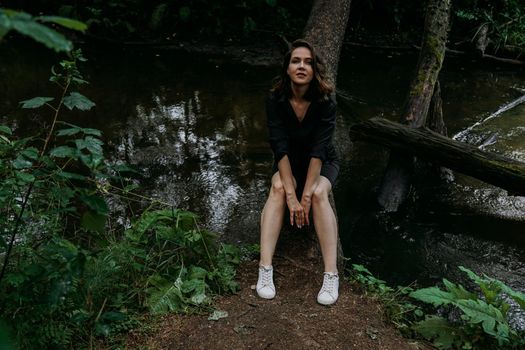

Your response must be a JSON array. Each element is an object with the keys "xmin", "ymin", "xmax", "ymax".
[
  {"xmin": 320, "ymin": 273, "xmax": 337, "ymax": 296},
  {"xmin": 259, "ymin": 266, "xmax": 273, "ymax": 287}
]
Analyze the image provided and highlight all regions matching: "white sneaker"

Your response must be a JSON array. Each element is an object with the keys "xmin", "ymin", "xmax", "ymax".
[
  {"xmin": 256, "ymin": 265, "xmax": 275, "ymax": 299},
  {"xmin": 317, "ymin": 272, "xmax": 339, "ymax": 305}
]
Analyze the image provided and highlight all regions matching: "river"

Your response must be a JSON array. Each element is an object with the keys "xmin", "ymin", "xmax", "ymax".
[{"xmin": 1, "ymin": 43, "xmax": 524, "ymax": 296}]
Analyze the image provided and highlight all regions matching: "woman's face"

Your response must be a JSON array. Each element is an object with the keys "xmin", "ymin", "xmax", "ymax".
[{"xmin": 287, "ymin": 47, "xmax": 314, "ymax": 86}]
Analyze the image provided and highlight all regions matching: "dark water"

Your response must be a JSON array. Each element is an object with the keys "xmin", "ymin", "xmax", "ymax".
[{"xmin": 1, "ymin": 44, "xmax": 524, "ymax": 296}]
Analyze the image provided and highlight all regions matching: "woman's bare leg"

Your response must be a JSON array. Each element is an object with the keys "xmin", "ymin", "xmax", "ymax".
[
  {"xmin": 259, "ymin": 172, "xmax": 288, "ymax": 266},
  {"xmin": 311, "ymin": 176, "xmax": 338, "ymax": 273}
]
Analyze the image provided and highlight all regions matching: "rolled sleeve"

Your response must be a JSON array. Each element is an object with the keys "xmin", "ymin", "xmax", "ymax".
[
  {"xmin": 266, "ymin": 96, "xmax": 289, "ymax": 162},
  {"xmin": 309, "ymin": 100, "xmax": 336, "ymax": 162}
]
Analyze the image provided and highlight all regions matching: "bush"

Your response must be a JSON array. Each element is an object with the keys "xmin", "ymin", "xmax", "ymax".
[{"xmin": 0, "ymin": 38, "xmax": 240, "ymax": 348}]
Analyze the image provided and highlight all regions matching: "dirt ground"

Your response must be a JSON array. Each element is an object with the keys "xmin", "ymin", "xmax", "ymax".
[{"xmin": 127, "ymin": 231, "xmax": 432, "ymax": 350}]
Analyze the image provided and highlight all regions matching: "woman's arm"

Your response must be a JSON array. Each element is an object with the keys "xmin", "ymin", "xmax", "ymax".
[
  {"xmin": 278, "ymin": 155, "xmax": 306, "ymax": 228},
  {"xmin": 300, "ymin": 157, "xmax": 322, "ymax": 225},
  {"xmin": 301, "ymin": 100, "xmax": 337, "ymax": 223}
]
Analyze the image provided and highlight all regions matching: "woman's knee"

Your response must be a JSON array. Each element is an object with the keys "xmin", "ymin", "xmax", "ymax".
[
  {"xmin": 269, "ymin": 178, "xmax": 285, "ymax": 199},
  {"xmin": 312, "ymin": 182, "xmax": 330, "ymax": 206}
]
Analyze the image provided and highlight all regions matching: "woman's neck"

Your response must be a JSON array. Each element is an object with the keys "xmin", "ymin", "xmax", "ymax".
[{"xmin": 290, "ymin": 83, "xmax": 309, "ymax": 101}]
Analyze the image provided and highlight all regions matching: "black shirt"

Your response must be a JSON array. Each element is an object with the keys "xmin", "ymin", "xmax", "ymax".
[{"xmin": 266, "ymin": 92, "xmax": 339, "ymax": 184}]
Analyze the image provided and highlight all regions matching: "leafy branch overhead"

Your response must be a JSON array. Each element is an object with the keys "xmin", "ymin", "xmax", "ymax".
[{"xmin": 0, "ymin": 9, "xmax": 86, "ymax": 52}]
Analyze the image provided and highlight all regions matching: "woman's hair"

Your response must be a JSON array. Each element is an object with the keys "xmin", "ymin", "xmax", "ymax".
[{"xmin": 271, "ymin": 39, "xmax": 334, "ymax": 101}]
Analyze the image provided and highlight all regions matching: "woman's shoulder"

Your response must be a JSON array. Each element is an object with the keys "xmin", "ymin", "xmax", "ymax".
[{"xmin": 315, "ymin": 94, "xmax": 337, "ymax": 110}]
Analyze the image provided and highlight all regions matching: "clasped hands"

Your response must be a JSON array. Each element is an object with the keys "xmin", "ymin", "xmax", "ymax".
[{"xmin": 286, "ymin": 194, "xmax": 311, "ymax": 228}]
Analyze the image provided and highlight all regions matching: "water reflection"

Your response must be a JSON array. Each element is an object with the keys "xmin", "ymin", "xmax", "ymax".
[{"xmin": 99, "ymin": 60, "xmax": 273, "ymax": 240}]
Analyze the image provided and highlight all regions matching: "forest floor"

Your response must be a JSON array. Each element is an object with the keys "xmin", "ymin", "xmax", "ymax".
[{"xmin": 126, "ymin": 232, "xmax": 432, "ymax": 350}]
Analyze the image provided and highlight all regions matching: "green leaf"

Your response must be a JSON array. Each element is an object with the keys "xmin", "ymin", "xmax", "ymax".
[
  {"xmin": 37, "ymin": 16, "xmax": 87, "ymax": 32},
  {"xmin": 79, "ymin": 194, "xmax": 109, "ymax": 215},
  {"xmin": 15, "ymin": 170, "xmax": 35, "ymax": 182},
  {"xmin": 63, "ymin": 92, "xmax": 95, "ymax": 111},
  {"xmin": 71, "ymin": 309, "xmax": 91, "ymax": 324},
  {"xmin": 443, "ymin": 279, "xmax": 477, "ymax": 300},
  {"xmin": 49, "ymin": 145, "xmax": 78, "ymax": 158},
  {"xmin": 81, "ymin": 211, "xmax": 107, "ymax": 233},
  {"xmin": 413, "ymin": 316, "xmax": 461, "ymax": 349},
  {"xmin": 12, "ymin": 156, "xmax": 32, "ymax": 169},
  {"xmin": 208, "ymin": 310, "xmax": 228, "ymax": 321},
  {"xmin": 48, "ymin": 278, "xmax": 71, "ymax": 306},
  {"xmin": 57, "ymin": 170, "xmax": 86, "ymax": 180},
  {"xmin": 56, "ymin": 126, "xmax": 82, "ymax": 137},
  {"xmin": 410, "ymin": 287, "xmax": 457, "ymax": 307},
  {"xmin": 56, "ymin": 124, "xmax": 102, "ymax": 137},
  {"xmin": 0, "ymin": 12, "xmax": 12, "ymax": 40},
  {"xmin": 265, "ymin": 0, "xmax": 277, "ymax": 7},
  {"xmin": 134, "ymin": 209, "xmax": 176, "ymax": 237},
  {"xmin": 496, "ymin": 281, "xmax": 525, "ymax": 310},
  {"xmin": 19, "ymin": 96, "xmax": 54, "ymax": 108},
  {"xmin": 80, "ymin": 128, "xmax": 101, "ymax": 136},
  {"xmin": 21, "ymin": 147, "xmax": 38, "ymax": 160},
  {"xmin": 4, "ymin": 272, "xmax": 25, "ymax": 287},
  {"xmin": 114, "ymin": 164, "xmax": 139, "ymax": 174},
  {"xmin": 123, "ymin": 183, "xmax": 140, "ymax": 192},
  {"xmin": 0, "ymin": 125, "xmax": 12, "ymax": 135},
  {"xmin": 352, "ymin": 264, "xmax": 373, "ymax": 275},
  {"xmin": 11, "ymin": 17, "xmax": 72, "ymax": 52},
  {"xmin": 456, "ymin": 299, "xmax": 507, "ymax": 337},
  {"xmin": 81, "ymin": 136, "xmax": 104, "ymax": 154},
  {"xmin": 100, "ymin": 311, "xmax": 127, "ymax": 322},
  {"xmin": 190, "ymin": 291, "xmax": 207, "ymax": 305},
  {"xmin": 458, "ymin": 266, "xmax": 502, "ymax": 304},
  {"xmin": 179, "ymin": 6, "xmax": 191, "ymax": 20},
  {"xmin": 94, "ymin": 323, "xmax": 111, "ymax": 337},
  {"xmin": 181, "ymin": 278, "xmax": 206, "ymax": 294},
  {"xmin": 148, "ymin": 278, "xmax": 186, "ymax": 314}
]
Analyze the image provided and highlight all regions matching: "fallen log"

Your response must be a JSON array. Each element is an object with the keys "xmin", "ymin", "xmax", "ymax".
[{"xmin": 351, "ymin": 118, "xmax": 525, "ymax": 196}]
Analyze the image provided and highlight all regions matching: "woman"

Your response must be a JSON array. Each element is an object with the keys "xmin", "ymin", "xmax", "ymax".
[{"xmin": 256, "ymin": 39, "xmax": 340, "ymax": 305}]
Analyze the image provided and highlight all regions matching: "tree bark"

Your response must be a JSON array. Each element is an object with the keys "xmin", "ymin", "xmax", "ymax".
[
  {"xmin": 377, "ymin": 0, "xmax": 451, "ymax": 212},
  {"xmin": 427, "ymin": 81, "xmax": 447, "ymax": 136},
  {"xmin": 351, "ymin": 118, "xmax": 525, "ymax": 196},
  {"xmin": 303, "ymin": 0, "xmax": 352, "ymax": 83},
  {"xmin": 286, "ymin": 0, "xmax": 352, "ymax": 272}
]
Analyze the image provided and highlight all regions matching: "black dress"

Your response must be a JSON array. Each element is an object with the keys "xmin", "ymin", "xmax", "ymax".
[{"xmin": 266, "ymin": 92, "xmax": 339, "ymax": 196}]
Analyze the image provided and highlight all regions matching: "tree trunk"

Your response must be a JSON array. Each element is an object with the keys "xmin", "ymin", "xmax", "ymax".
[
  {"xmin": 377, "ymin": 0, "xmax": 451, "ymax": 212},
  {"xmin": 303, "ymin": 0, "xmax": 352, "ymax": 83},
  {"xmin": 351, "ymin": 118, "xmax": 525, "ymax": 196},
  {"xmin": 281, "ymin": 0, "xmax": 351, "ymax": 272},
  {"xmin": 427, "ymin": 81, "xmax": 447, "ymax": 136}
]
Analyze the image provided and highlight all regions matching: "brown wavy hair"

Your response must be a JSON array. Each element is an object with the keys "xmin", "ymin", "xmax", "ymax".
[{"xmin": 271, "ymin": 39, "xmax": 334, "ymax": 101}]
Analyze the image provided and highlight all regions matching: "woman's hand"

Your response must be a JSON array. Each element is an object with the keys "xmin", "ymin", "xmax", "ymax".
[
  {"xmin": 300, "ymin": 195, "xmax": 311, "ymax": 226},
  {"xmin": 286, "ymin": 194, "xmax": 305, "ymax": 228}
]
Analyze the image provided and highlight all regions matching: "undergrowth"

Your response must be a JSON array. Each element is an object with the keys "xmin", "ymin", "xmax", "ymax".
[
  {"xmin": 349, "ymin": 264, "xmax": 525, "ymax": 350},
  {"xmin": 0, "ymin": 15, "xmax": 240, "ymax": 348}
]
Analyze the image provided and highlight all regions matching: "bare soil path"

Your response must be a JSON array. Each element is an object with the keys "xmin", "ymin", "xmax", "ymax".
[{"xmin": 128, "ymin": 233, "xmax": 430, "ymax": 350}]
